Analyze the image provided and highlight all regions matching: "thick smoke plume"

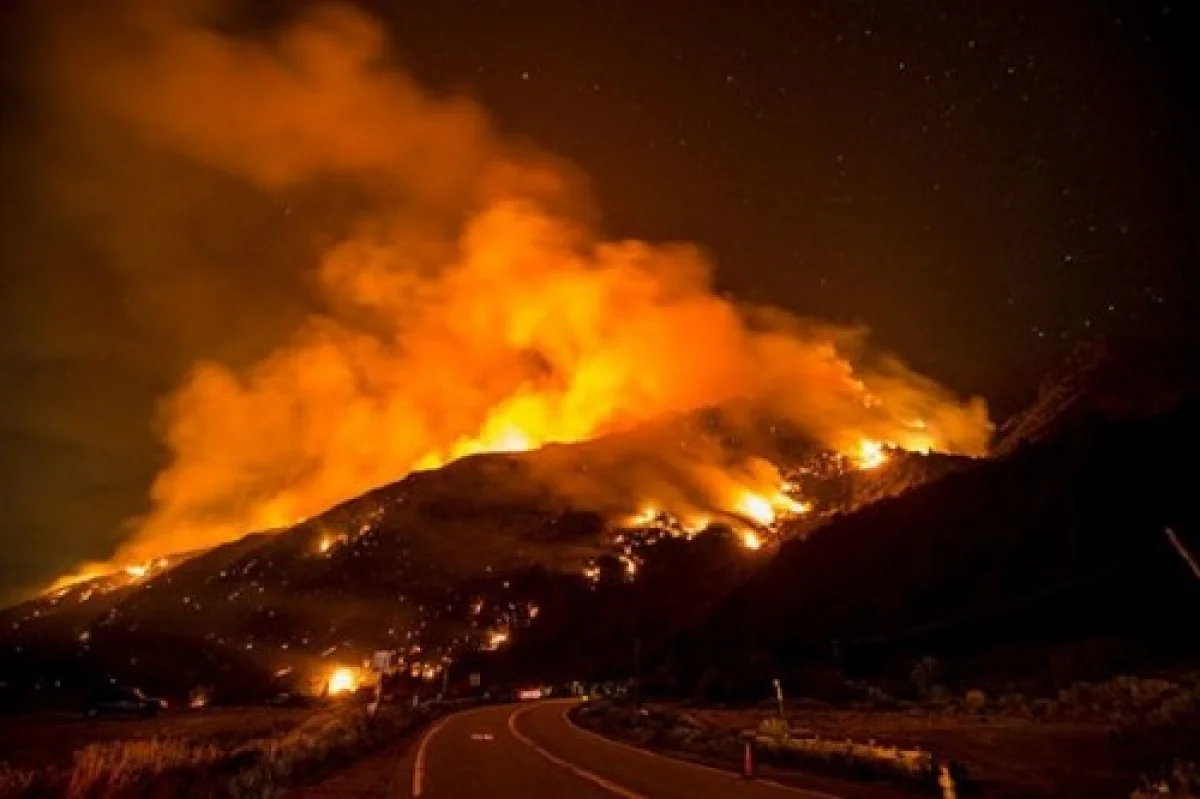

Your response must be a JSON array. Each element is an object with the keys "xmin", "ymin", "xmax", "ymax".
[{"xmin": 41, "ymin": 2, "xmax": 990, "ymax": 571}]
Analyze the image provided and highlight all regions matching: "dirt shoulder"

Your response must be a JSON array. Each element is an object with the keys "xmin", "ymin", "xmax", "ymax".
[{"xmin": 676, "ymin": 706, "xmax": 1137, "ymax": 799}]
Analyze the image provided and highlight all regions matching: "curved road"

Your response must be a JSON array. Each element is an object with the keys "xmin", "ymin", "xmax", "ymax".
[{"xmin": 397, "ymin": 699, "xmax": 838, "ymax": 799}]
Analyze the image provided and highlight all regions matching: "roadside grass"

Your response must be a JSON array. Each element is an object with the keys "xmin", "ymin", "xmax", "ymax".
[
  {"xmin": 0, "ymin": 703, "xmax": 430, "ymax": 798},
  {"xmin": 576, "ymin": 673, "xmax": 1200, "ymax": 799}
]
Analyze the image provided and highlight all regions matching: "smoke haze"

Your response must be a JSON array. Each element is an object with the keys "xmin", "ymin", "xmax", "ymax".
[{"xmin": 5, "ymin": 1, "xmax": 990, "ymax": 595}]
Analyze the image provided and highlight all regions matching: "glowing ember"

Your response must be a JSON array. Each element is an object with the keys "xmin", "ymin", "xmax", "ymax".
[
  {"xmin": 856, "ymin": 439, "xmax": 888, "ymax": 470},
  {"xmin": 326, "ymin": 667, "xmax": 358, "ymax": 695},
  {"xmin": 124, "ymin": 564, "xmax": 149, "ymax": 579},
  {"xmin": 741, "ymin": 530, "xmax": 763, "ymax": 550},
  {"xmin": 483, "ymin": 629, "xmax": 510, "ymax": 651},
  {"xmin": 315, "ymin": 533, "xmax": 348, "ymax": 555}
]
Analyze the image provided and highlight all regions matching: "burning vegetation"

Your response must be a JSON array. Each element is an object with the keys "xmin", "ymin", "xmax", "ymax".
[{"xmin": 37, "ymin": 1, "xmax": 991, "ymax": 592}]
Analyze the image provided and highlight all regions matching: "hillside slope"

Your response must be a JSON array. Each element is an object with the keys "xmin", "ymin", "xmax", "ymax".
[
  {"xmin": 0, "ymin": 421, "xmax": 956, "ymax": 709},
  {"xmin": 667, "ymin": 400, "xmax": 1200, "ymax": 698}
]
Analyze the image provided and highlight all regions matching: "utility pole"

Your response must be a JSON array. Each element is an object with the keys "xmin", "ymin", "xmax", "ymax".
[{"xmin": 773, "ymin": 678, "xmax": 786, "ymax": 723}]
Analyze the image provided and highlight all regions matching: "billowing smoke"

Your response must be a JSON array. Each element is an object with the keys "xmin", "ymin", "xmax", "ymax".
[{"xmin": 38, "ymin": 1, "xmax": 990, "ymax": 571}]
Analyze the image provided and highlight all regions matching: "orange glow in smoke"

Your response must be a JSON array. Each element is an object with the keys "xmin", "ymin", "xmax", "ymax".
[{"xmin": 37, "ymin": 2, "xmax": 992, "ymax": 591}]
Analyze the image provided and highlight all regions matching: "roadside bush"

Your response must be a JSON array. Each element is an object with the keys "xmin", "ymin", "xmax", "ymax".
[
  {"xmin": 0, "ymin": 704, "xmax": 428, "ymax": 799},
  {"xmin": 66, "ymin": 738, "xmax": 224, "ymax": 797}
]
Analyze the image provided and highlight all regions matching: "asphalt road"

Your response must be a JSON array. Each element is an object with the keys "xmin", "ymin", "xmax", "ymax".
[{"xmin": 399, "ymin": 699, "xmax": 838, "ymax": 799}]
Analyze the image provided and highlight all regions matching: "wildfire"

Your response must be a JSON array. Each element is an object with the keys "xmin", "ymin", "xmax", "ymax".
[
  {"xmin": 40, "ymin": 1, "xmax": 993, "ymax": 590},
  {"xmin": 494, "ymin": 428, "xmax": 532, "ymax": 453},
  {"xmin": 737, "ymin": 493, "xmax": 776, "ymax": 526},
  {"xmin": 772, "ymin": 493, "xmax": 810, "ymax": 516},
  {"xmin": 735, "ymin": 488, "xmax": 810, "ymax": 528},
  {"xmin": 124, "ymin": 564, "xmax": 148, "ymax": 579},
  {"xmin": 626, "ymin": 506, "xmax": 659, "ymax": 527},
  {"xmin": 856, "ymin": 439, "xmax": 888, "ymax": 470},
  {"xmin": 741, "ymin": 530, "xmax": 763, "ymax": 550},
  {"xmin": 326, "ymin": 666, "xmax": 359, "ymax": 696}
]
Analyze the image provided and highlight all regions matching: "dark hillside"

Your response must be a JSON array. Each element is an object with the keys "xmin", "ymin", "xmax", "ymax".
[{"xmin": 667, "ymin": 401, "xmax": 1200, "ymax": 697}]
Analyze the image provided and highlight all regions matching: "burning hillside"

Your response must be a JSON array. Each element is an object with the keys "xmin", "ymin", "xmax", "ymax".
[
  {"xmin": 35, "ymin": 1, "xmax": 991, "ymax": 593},
  {"xmin": 1, "ymin": 427, "xmax": 967, "ymax": 707}
]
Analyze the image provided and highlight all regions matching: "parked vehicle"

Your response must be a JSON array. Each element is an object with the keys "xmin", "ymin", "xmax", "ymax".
[{"xmin": 84, "ymin": 686, "xmax": 168, "ymax": 718}]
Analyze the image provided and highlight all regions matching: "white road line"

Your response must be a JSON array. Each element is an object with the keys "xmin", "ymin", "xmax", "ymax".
[
  {"xmin": 410, "ymin": 704, "xmax": 509, "ymax": 796},
  {"xmin": 508, "ymin": 702, "xmax": 648, "ymax": 799},
  {"xmin": 410, "ymin": 714, "xmax": 452, "ymax": 797},
  {"xmin": 562, "ymin": 703, "xmax": 841, "ymax": 799}
]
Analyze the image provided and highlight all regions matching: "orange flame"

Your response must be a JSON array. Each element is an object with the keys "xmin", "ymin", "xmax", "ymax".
[
  {"xmin": 326, "ymin": 666, "xmax": 359, "ymax": 696},
  {"xmin": 856, "ymin": 439, "xmax": 888, "ymax": 470},
  {"xmin": 41, "ymin": 2, "xmax": 992, "ymax": 581}
]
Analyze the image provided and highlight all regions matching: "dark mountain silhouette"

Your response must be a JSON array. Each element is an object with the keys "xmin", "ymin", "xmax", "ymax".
[
  {"xmin": 992, "ymin": 337, "xmax": 1200, "ymax": 456},
  {"xmin": 664, "ymin": 399, "xmax": 1200, "ymax": 699}
]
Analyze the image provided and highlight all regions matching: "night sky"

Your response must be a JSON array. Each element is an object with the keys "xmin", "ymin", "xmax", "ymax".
[
  {"xmin": 361, "ymin": 0, "xmax": 1194, "ymax": 401},
  {"xmin": 0, "ymin": 0, "xmax": 1194, "ymax": 603}
]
